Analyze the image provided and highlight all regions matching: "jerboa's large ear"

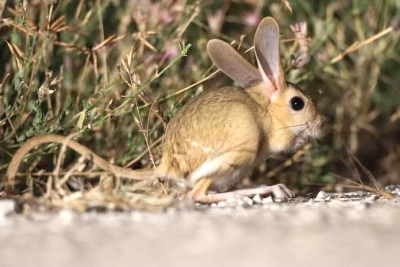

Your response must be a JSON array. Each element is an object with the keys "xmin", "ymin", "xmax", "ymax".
[
  {"xmin": 207, "ymin": 39, "xmax": 262, "ymax": 88},
  {"xmin": 254, "ymin": 17, "xmax": 286, "ymax": 96}
]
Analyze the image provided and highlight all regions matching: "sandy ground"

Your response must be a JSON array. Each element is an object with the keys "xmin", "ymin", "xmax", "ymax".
[{"xmin": 1, "ymin": 195, "xmax": 400, "ymax": 267}]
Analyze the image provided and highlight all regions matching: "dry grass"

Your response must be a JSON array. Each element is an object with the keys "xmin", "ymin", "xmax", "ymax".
[{"xmin": 0, "ymin": 0, "xmax": 399, "ymax": 211}]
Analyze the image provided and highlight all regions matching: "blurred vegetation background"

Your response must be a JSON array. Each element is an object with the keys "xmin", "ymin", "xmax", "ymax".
[{"xmin": 0, "ymin": 0, "xmax": 399, "ymax": 209}]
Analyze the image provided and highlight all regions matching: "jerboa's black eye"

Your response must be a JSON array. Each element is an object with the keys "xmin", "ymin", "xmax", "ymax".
[{"xmin": 290, "ymin": 96, "xmax": 305, "ymax": 111}]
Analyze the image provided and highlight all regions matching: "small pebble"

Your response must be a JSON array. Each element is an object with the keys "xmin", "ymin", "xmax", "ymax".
[
  {"xmin": 366, "ymin": 194, "xmax": 379, "ymax": 201},
  {"xmin": 217, "ymin": 201, "xmax": 228, "ymax": 208},
  {"xmin": 252, "ymin": 194, "xmax": 263, "ymax": 204},
  {"xmin": 0, "ymin": 200, "xmax": 16, "ymax": 217},
  {"xmin": 262, "ymin": 196, "xmax": 274, "ymax": 204},
  {"xmin": 316, "ymin": 191, "xmax": 327, "ymax": 199},
  {"xmin": 56, "ymin": 209, "xmax": 76, "ymax": 225},
  {"xmin": 238, "ymin": 197, "xmax": 253, "ymax": 207},
  {"xmin": 315, "ymin": 191, "xmax": 327, "ymax": 202},
  {"xmin": 131, "ymin": 211, "xmax": 145, "ymax": 221},
  {"xmin": 385, "ymin": 185, "xmax": 400, "ymax": 196},
  {"xmin": 225, "ymin": 197, "xmax": 240, "ymax": 207},
  {"xmin": 177, "ymin": 198, "xmax": 197, "ymax": 210}
]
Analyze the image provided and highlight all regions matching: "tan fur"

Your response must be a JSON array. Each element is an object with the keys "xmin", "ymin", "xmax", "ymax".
[{"xmin": 5, "ymin": 17, "xmax": 325, "ymax": 202}]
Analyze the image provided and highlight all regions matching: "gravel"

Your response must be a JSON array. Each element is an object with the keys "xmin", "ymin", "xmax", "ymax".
[{"xmin": 1, "ymin": 188, "xmax": 400, "ymax": 267}]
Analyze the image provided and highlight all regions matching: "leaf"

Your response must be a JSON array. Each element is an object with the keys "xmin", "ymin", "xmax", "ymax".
[{"xmin": 77, "ymin": 109, "xmax": 86, "ymax": 130}]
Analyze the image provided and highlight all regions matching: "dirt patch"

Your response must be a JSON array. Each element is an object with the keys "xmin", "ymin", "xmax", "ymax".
[{"xmin": 1, "ymin": 192, "xmax": 400, "ymax": 267}]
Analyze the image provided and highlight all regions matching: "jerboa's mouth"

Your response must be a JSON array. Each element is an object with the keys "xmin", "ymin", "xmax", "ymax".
[{"xmin": 291, "ymin": 116, "xmax": 325, "ymax": 151}]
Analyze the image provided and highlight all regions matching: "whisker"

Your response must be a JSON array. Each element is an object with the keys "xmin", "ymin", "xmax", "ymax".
[
  {"xmin": 294, "ymin": 124, "xmax": 310, "ymax": 137},
  {"xmin": 268, "ymin": 123, "xmax": 307, "ymax": 134}
]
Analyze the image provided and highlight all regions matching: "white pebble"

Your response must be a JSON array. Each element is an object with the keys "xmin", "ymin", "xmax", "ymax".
[
  {"xmin": 217, "ymin": 201, "xmax": 228, "ymax": 208},
  {"xmin": 367, "ymin": 194, "xmax": 379, "ymax": 200},
  {"xmin": 226, "ymin": 196, "xmax": 241, "ymax": 207},
  {"xmin": 262, "ymin": 196, "xmax": 274, "ymax": 204},
  {"xmin": 238, "ymin": 197, "xmax": 253, "ymax": 207},
  {"xmin": 315, "ymin": 191, "xmax": 327, "ymax": 200},
  {"xmin": 57, "ymin": 209, "xmax": 76, "ymax": 224},
  {"xmin": 252, "ymin": 194, "xmax": 263, "ymax": 204},
  {"xmin": 0, "ymin": 200, "xmax": 15, "ymax": 216}
]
